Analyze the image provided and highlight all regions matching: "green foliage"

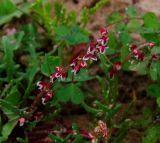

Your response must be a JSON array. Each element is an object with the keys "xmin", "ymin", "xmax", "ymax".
[
  {"xmin": 41, "ymin": 56, "xmax": 62, "ymax": 76},
  {"xmin": 143, "ymin": 125, "xmax": 160, "ymax": 143},
  {"xmin": 56, "ymin": 83, "xmax": 84, "ymax": 104},
  {"xmin": 143, "ymin": 12, "xmax": 159, "ymax": 31},
  {"xmin": 54, "ymin": 25, "xmax": 89, "ymax": 45},
  {"xmin": 107, "ymin": 12, "xmax": 123, "ymax": 25},
  {"xmin": 0, "ymin": 0, "xmax": 32, "ymax": 26}
]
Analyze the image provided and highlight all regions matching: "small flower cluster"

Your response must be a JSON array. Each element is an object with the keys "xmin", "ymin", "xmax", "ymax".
[
  {"xmin": 18, "ymin": 28, "xmax": 109, "ymax": 127},
  {"xmin": 94, "ymin": 120, "xmax": 109, "ymax": 140},
  {"xmin": 70, "ymin": 27, "xmax": 109, "ymax": 75},
  {"xmin": 109, "ymin": 62, "xmax": 122, "ymax": 78},
  {"xmin": 130, "ymin": 44, "xmax": 144, "ymax": 61},
  {"xmin": 130, "ymin": 42, "xmax": 159, "ymax": 62}
]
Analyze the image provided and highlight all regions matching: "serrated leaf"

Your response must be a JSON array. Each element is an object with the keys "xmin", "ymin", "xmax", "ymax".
[
  {"xmin": 56, "ymin": 84, "xmax": 84, "ymax": 104},
  {"xmin": 143, "ymin": 12, "xmax": 159, "ymax": 30},
  {"xmin": 41, "ymin": 56, "xmax": 62, "ymax": 76}
]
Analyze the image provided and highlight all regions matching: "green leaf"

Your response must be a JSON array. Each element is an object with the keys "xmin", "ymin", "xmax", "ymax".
[
  {"xmin": 1, "ymin": 36, "xmax": 19, "ymax": 80},
  {"xmin": 129, "ymin": 60, "xmax": 149, "ymax": 75},
  {"xmin": 156, "ymin": 97, "xmax": 160, "ymax": 107},
  {"xmin": 120, "ymin": 45, "xmax": 129, "ymax": 62},
  {"xmin": 143, "ymin": 12, "xmax": 159, "ymax": 30},
  {"xmin": 151, "ymin": 46, "xmax": 160, "ymax": 54},
  {"xmin": 143, "ymin": 125, "xmax": 160, "ymax": 143},
  {"xmin": 150, "ymin": 62, "xmax": 160, "ymax": 80},
  {"xmin": 48, "ymin": 134, "xmax": 63, "ymax": 143},
  {"xmin": 126, "ymin": 19, "xmax": 140, "ymax": 32},
  {"xmin": 56, "ymin": 84, "xmax": 84, "ymax": 104},
  {"xmin": 120, "ymin": 31, "xmax": 132, "ymax": 45},
  {"xmin": 126, "ymin": 6, "xmax": 137, "ymax": 17},
  {"xmin": 147, "ymin": 84, "xmax": 160, "ymax": 98},
  {"xmin": 0, "ymin": 2, "xmax": 32, "ymax": 26},
  {"xmin": 108, "ymin": 32, "xmax": 117, "ymax": 49},
  {"xmin": 4, "ymin": 86, "xmax": 20, "ymax": 106},
  {"xmin": 54, "ymin": 25, "xmax": 89, "ymax": 45},
  {"xmin": 1, "ymin": 118, "xmax": 19, "ymax": 141},
  {"xmin": 0, "ymin": 99, "xmax": 21, "ymax": 119},
  {"xmin": 41, "ymin": 56, "xmax": 62, "ymax": 76},
  {"xmin": 107, "ymin": 12, "xmax": 123, "ymax": 24}
]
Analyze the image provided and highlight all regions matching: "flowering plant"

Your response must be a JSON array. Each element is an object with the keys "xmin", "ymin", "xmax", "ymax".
[{"xmin": 1, "ymin": 1, "xmax": 160, "ymax": 143}]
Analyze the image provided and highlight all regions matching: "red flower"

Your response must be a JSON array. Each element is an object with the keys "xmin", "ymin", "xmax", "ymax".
[
  {"xmin": 50, "ymin": 73, "xmax": 57, "ymax": 83},
  {"xmin": 109, "ymin": 67, "xmax": 115, "ymax": 79},
  {"xmin": 70, "ymin": 58, "xmax": 78, "ymax": 67},
  {"xmin": 97, "ymin": 36, "xmax": 109, "ymax": 45},
  {"xmin": 50, "ymin": 67, "xmax": 68, "ymax": 82},
  {"xmin": 37, "ymin": 81, "xmax": 50, "ymax": 91},
  {"xmin": 99, "ymin": 27, "xmax": 108, "ymax": 36},
  {"xmin": 109, "ymin": 62, "xmax": 122, "ymax": 78},
  {"xmin": 87, "ymin": 41, "xmax": 97, "ymax": 54},
  {"xmin": 18, "ymin": 117, "xmax": 26, "ymax": 126},
  {"xmin": 134, "ymin": 52, "xmax": 144, "ymax": 61},
  {"xmin": 151, "ymin": 54, "xmax": 159, "ymax": 61},
  {"xmin": 97, "ymin": 45, "xmax": 108, "ymax": 54},
  {"xmin": 42, "ymin": 91, "xmax": 54, "ymax": 105},
  {"xmin": 149, "ymin": 42, "xmax": 155, "ymax": 48},
  {"xmin": 71, "ymin": 65, "xmax": 81, "ymax": 75},
  {"xmin": 83, "ymin": 53, "xmax": 97, "ymax": 61},
  {"xmin": 130, "ymin": 44, "xmax": 144, "ymax": 61},
  {"xmin": 34, "ymin": 112, "xmax": 43, "ymax": 121},
  {"xmin": 79, "ymin": 60, "xmax": 87, "ymax": 68},
  {"xmin": 114, "ymin": 62, "xmax": 122, "ymax": 71}
]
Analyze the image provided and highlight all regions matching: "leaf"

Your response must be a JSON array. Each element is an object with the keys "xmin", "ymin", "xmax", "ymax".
[
  {"xmin": 41, "ymin": 56, "xmax": 62, "ymax": 76},
  {"xmin": 126, "ymin": 19, "xmax": 140, "ymax": 32},
  {"xmin": 54, "ymin": 25, "xmax": 89, "ymax": 45},
  {"xmin": 143, "ymin": 12, "xmax": 159, "ymax": 30},
  {"xmin": 129, "ymin": 60, "xmax": 149, "ymax": 75},
  {"xmin": 151, "ymin": 46, "xmax": 160, "ymax": 54},
  {"xmin": 143, "ymin": 125, "xmax": 160, "ymax": 143},
  {"xmin": 108, "ymin": 32, "xmax": 117, "ymax": 49},
  {"xmin": 120, "ymin": 31, "xmax": 132, "ymax": 45},
  {"xmin": 107, "ymin": 12, "xmax": 123, "ymax": 24},
  {"xmin": 120, "ymin": 45, "xmax": 129, "ymax": 62},
  {"xmin": 1, "ymin": 36, "xmax": 19, "ymax": 80},
  {"xmin": 126, "ymin": 6, "xmax": 137, "ymax": 17},
  {"xmin": 156, "ymin": 97, "xmax": 160, "ymax": 107},
  {"xmin": 56, "ymin": 84, "xmax": 84, "ymax": 104},
  {"xmin": 0, "ymin": 2, "xmax": 32, "ymax": 26},
  {"xmin": 0, "ymin": 99, "xmax": 21, "ymax": 119},
  {"xmin": 48, "ymin": 134, "xmax": 63, "ymax": 143},
  {"xmin": 4, "ymin": 86, "xmax": 20, "ymax": 106},
  {"xmin": 147, "ymin": 84, "xmax": 160, "ymax": 98},
  {"xmin": 1, "ymin": 118, "xmax": 19, "ymax": 141},
  {"xmin": 150, "ymin": 62, "xmax": 160, "ymax": 80}
]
